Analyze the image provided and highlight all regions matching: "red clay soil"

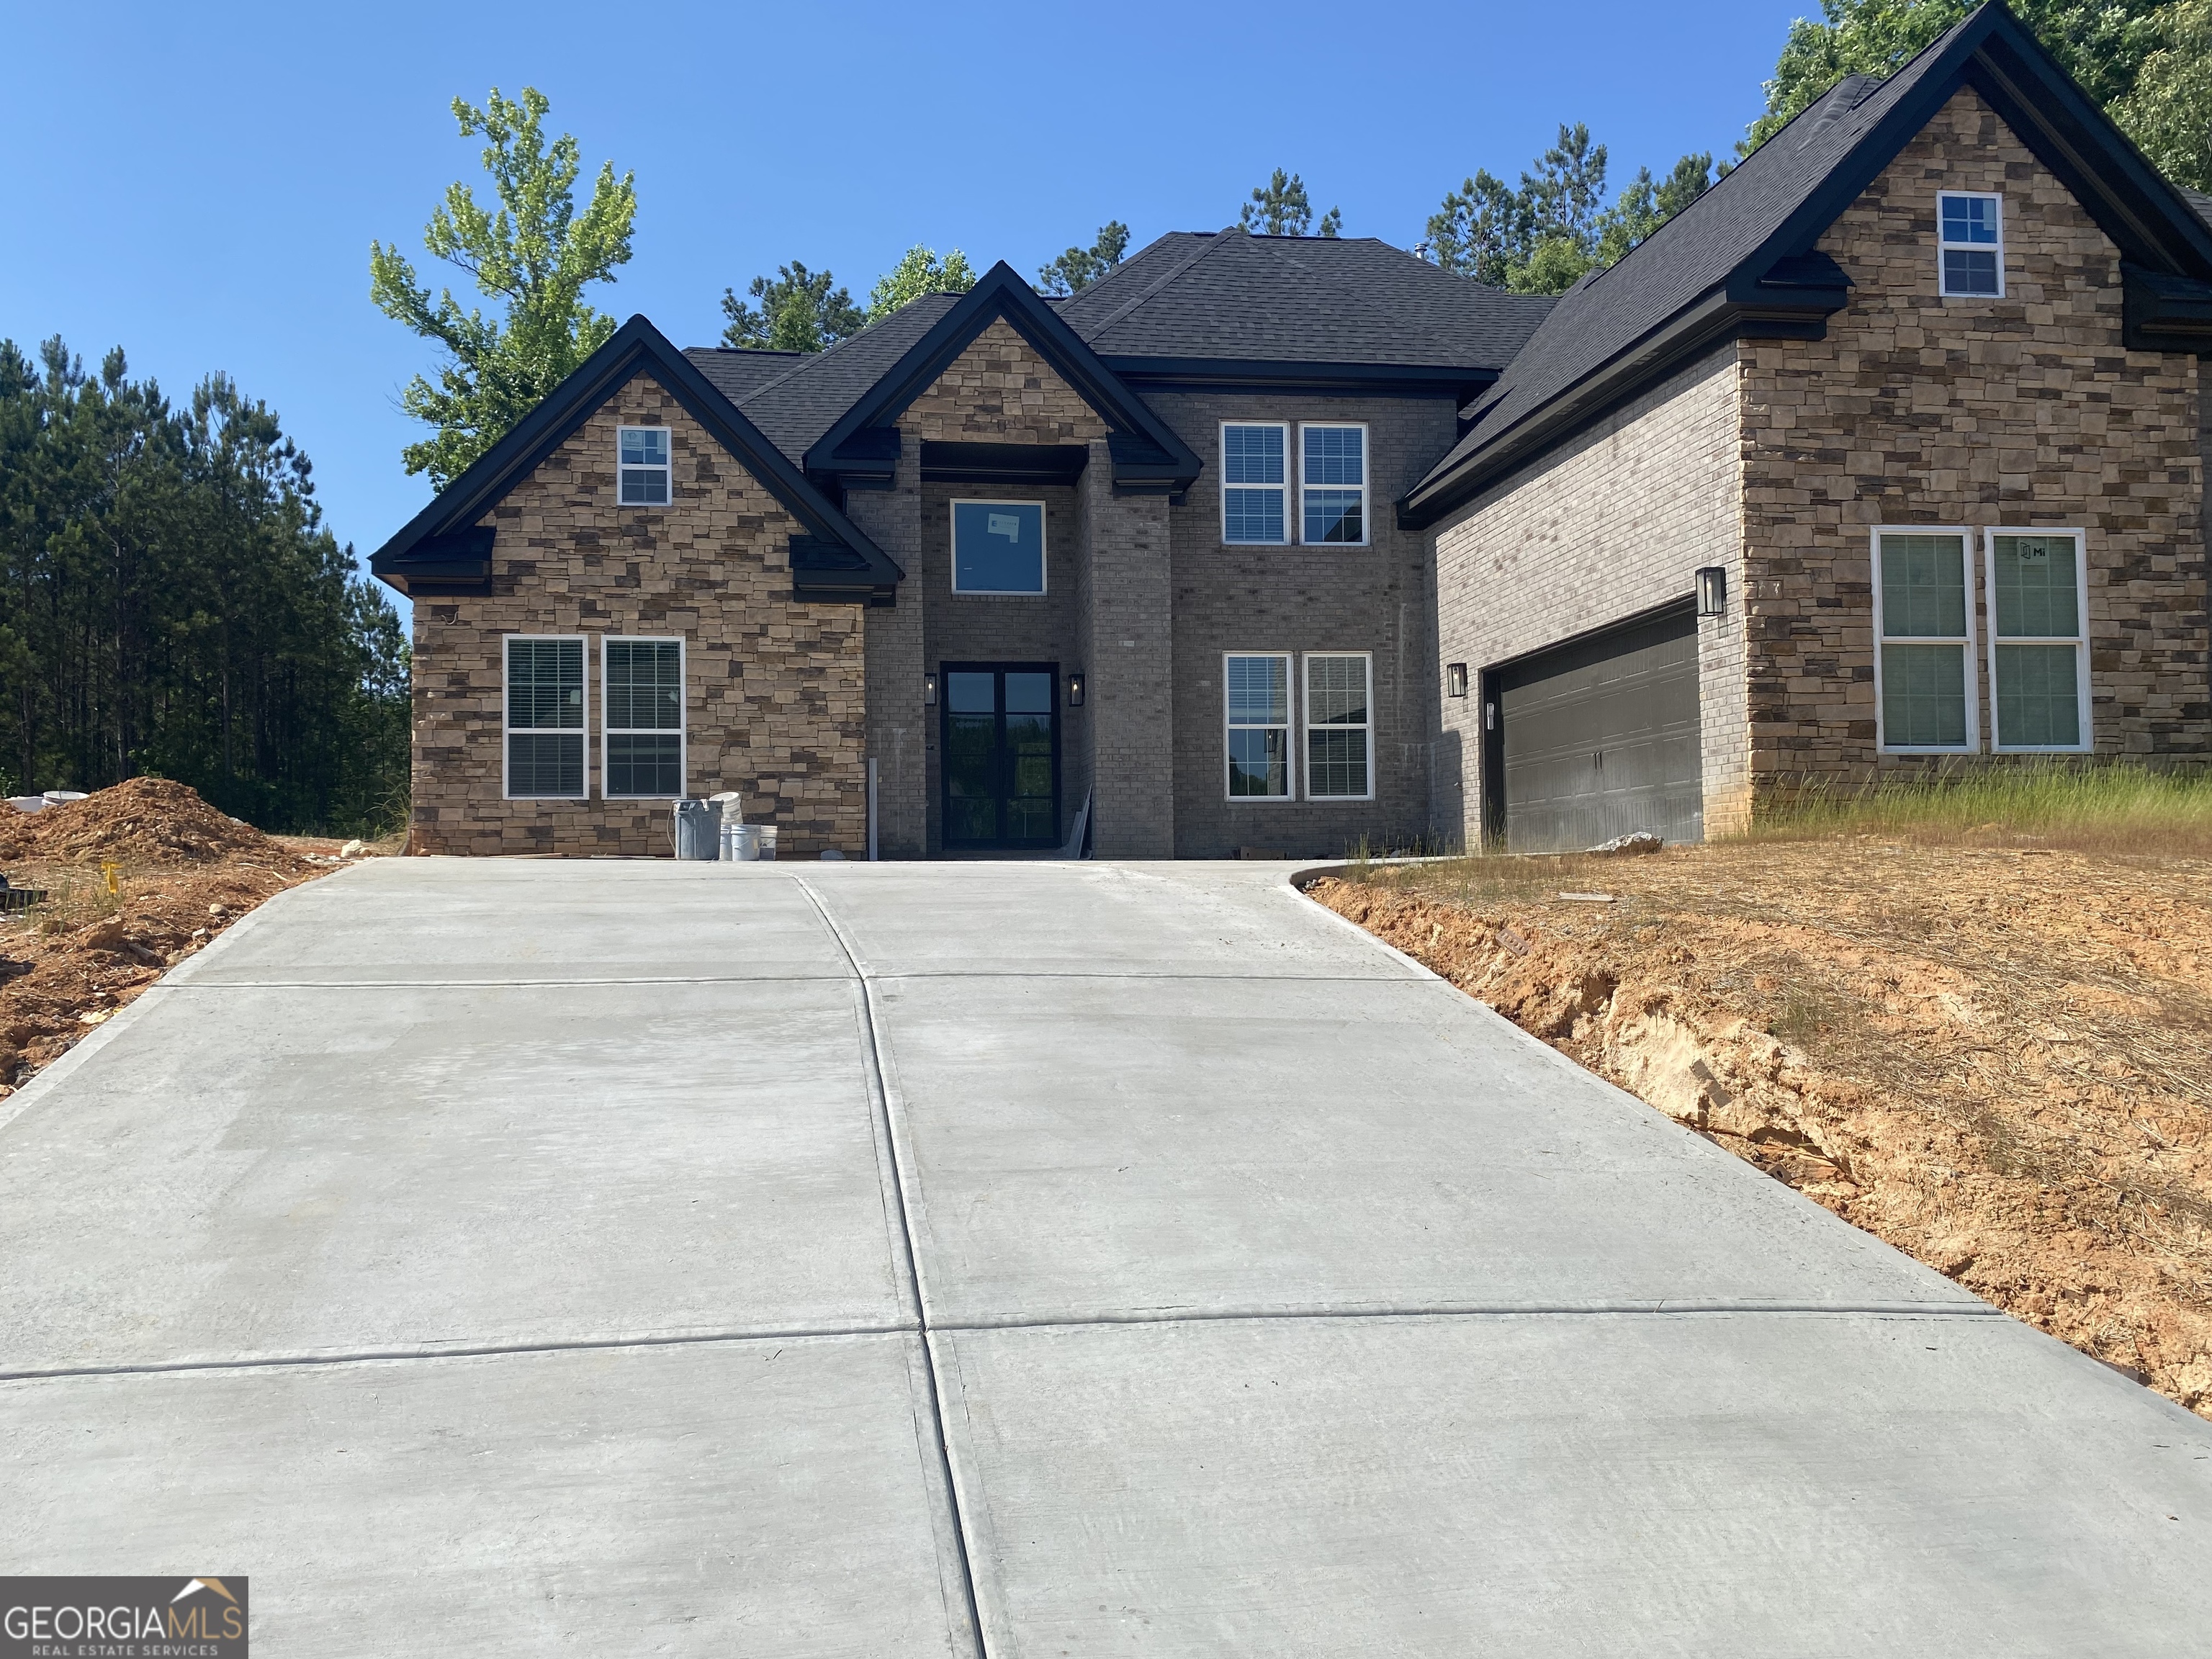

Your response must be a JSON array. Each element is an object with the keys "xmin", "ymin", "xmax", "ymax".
[
  {"xmin": 1311, "ymin": 839, "xmax": 2212, "ymax": 1421},
  {"xmin": 0, "ymin": 780, "xmax": 339, "ymax": 1098}
]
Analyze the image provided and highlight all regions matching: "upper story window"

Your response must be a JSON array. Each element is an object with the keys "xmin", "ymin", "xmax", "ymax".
[
  {"xmin": 619, "ymin": 426, "xmax": 672, "ymax": 505},
  {"xmin": 1938, "ymin": 192, "xmax": 2003, "ymax": 297},
  {"xmin": 1301, "ymin": 425, "xmax": 1367, "ymax": 545},
  {"xmin": 1222, "ymin": 423, "xmax": 1288, "ymax": 544},
  {"xmin": 951, "ymin": 500, "xmax": 1046, "ymax": 593}
]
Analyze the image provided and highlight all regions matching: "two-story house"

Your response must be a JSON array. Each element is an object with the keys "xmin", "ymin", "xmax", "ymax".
[{"xmin": 374, "ymin": 3, "xmax": 2211, "ymax": 858}]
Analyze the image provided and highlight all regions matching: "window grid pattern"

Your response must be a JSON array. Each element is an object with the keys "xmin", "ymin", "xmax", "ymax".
[
  {"xmin": 603, "ymin": 637, "xmax": 685, "ymax": 798},
  {"xmin": 619, "ymin": 426, "xmax": 672, "ymax": 506},
  {"xmin": 505, "ymin": 637, "xmax": 586, "ymax": 799},
  {"xmin": 1301, "ymin": 425, "xmax": 1366, "ymax": 545},
  {"xmin": 1222, "ymin": 425, "xmax": 1287, "ymax": 544},
  {"xmin": 1304, "ymin": 653, "xmax": 1372, "ymax": 799},
  {"xmin": 1990, "ymin": 532, "xmax": 2087, "ymax": 750},
  {"xmin": 1876, "ymin": 532, "xmax": 1974, "ymax": 751},
  {"xmin": 1225, "ymin": 653, "xmax": 1291, "ymax": 797},
  {"xmin": 1938, "ymin": 192, "xmax": 2002, "ymax": 297}
]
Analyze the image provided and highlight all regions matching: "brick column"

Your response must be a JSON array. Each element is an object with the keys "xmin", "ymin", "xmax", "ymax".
[
  {"xmin": 851, "ymin": 451, "xmax": 927, "ymax": 858},
  {"xmin": 1079, "ymin": 441, "xmax": 1175, "ymax": 857}
]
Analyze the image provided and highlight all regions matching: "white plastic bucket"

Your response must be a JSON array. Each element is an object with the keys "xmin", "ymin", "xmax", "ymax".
[{"xmin": 722, "ymin": 823, "xmax": 762, "ymax": 862}]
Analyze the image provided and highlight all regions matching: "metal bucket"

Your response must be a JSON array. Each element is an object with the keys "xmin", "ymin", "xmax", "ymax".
[
  {"xmin": 722, "ymin": 823, "xmax": 762, "ymax": 862},
  {"xmin": 673, "ymin": 798, "xmax": 719, "ymax": 860}
]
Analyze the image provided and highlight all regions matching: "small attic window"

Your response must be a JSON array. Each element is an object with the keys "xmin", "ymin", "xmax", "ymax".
[
  {"xmin": 619, "ymin": 426, "xmax": 672, "ymax": 505},
  {"xmin": 1938, "ymin": 192, "xmax": 2003, "ymax": 297}
]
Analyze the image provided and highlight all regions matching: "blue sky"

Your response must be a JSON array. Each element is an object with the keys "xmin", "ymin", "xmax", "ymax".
[{"xmin": 3, "ymin": 0, "xmax": 1804, "ymax": 593}]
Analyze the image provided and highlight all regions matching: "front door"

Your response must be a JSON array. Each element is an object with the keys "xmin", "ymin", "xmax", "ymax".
[{"xmin": 942, "ymin": 662, "xmax": 1060, "ymax": 850}]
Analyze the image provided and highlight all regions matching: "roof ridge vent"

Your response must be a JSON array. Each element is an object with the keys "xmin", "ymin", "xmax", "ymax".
[{"xmin": 1797, "ymin": 72, "xmax": 1886, "ymax": 145}]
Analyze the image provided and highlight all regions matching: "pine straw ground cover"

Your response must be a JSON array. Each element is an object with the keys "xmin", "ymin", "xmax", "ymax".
[
  {"xmin": 1311, "ymin": 770, "xmax": 2212, "ymax": 1420},
  {"xmin": 0, "ymin": 779, "xmax": 356, "ymax": 1095}
]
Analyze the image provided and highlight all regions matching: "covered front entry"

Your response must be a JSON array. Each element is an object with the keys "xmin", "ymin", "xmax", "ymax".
[
  {"xmin": 1489, "ymin": 605, "xmax": 1702, "ymax": 853},
  {"xmin": 942, "ymin": 662, "xmax": 1061, "ymax": 851}
]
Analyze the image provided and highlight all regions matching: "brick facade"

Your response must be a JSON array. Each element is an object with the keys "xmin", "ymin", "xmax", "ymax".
[
  {"xmin": 1743, "ymin": 85, "xmax": 2209, "ymax": 778},
  {"xmin": 409, "ymin": 372, "xmax": 868, "ymax": 856},
  {"xmin": 1430, "ymin": 349, "xmax": 1747, "ymax": 848}
]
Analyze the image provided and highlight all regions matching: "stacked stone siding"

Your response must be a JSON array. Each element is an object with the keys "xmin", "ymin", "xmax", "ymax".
[
  {"xmin": 1431, "ymin": 349, "xmax": 1746, "ymax": 848},
  {"xmin": 901, "ymin": 318, "xmax": 1110, "ymax": 445},
  {"xmin": 410, "ymin": 372, "xmax": 867, "ymax": 856},
  {"xmin": 1742, "ymin": 84, "xmax": 2208, "ymax": 777}
]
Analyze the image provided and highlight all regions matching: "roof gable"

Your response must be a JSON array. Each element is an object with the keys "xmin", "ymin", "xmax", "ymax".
[
  {"xmin": 1403, "ymin": 1, "xmax": 2212, "ymax": 526},
  {"xmin": 801, "ymin": 262, "xmax": 1203, "ymax": 497},
  {"xmin": 372, "ymin": 315, "xmax": 903, "ymax": 604}
]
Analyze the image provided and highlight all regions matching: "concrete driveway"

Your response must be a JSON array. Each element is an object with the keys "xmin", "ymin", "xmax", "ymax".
[{"xmin": 4, "ymin": 858, "xmax": 2208, "ymax": 1653}]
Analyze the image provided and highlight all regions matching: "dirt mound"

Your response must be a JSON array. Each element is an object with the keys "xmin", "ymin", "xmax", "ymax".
[
  {"xmin": 0, "ymin": 778, "xmax": 282, "ymax": 865},
  {"xmin": 1313, "ymin": 844, "xmax": 2212, "ymax": 1422}
]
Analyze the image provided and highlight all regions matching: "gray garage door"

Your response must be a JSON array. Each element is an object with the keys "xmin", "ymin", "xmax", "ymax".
[{"xmin": 1498, "ymin": 605, "xmax": 1702, "ymax": 853}]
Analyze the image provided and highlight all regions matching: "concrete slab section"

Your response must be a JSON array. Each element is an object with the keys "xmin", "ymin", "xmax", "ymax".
[
  {"xmin": 6, "ymin": 1334, "xmax": 976, "ymax": 1657},
  {"xmin": 938, "ymin": 1312, "xmax": 2212, "ymax": 1658},
  {"xmin": 182, "ymin": 858, "xmax": 848, "ymax": 985},
  {"xmin": 871, "ymin": 972, "xmax": 1978, "ymax": 1325},
  {"xmin": 799, "ymin": 861, "xmax": 1412, "ymax": 980},
  {"xmin": 0, "ymin": 977, "xmax": 910, "ymax": 1372}
]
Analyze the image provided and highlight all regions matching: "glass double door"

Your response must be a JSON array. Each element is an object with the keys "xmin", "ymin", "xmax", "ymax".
[{"xmin": 943, "ymin": 663, "xmax": 1059, "ymax": 850}]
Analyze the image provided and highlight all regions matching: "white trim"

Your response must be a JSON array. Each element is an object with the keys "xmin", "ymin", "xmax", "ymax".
[
  {"xmin": 1220, "ymin": 421, "xmax": 1290, "ymax": 545},
  {"xmin": 950, "ymin": 498, "xmax": 1049, "ymax": 595},
  {"xmin": 503, "ymin": 634, "xmax": 589, "ymax": 800},
  {"xmin": 617, "ymin": 424, "xmax": 673, "ymax": 508},
  {"xmin": 1983, "ymin": 527, "xmax": 2093, "ymax": 753},
  {"xmin": 1937, "ymin": 190, "xmax": 2005, "ymax": 299},
  {"xmin": 601, "ymin": 634, "xmax": 688, "ymax": 799},
  {"xmin": 1302, "ymin": 651, "xmax": 1376, "ymax": 801},
  {"xmin": 1223, "ymin": 650, "xmax": 1295, "ymax": 801},
  {"xmin": 1297, "ymin": 422, "xmax": 1370, "ymax": 547},
  {"xmin": 1871, "ymin": 526, "xmax": 1979, "ymax": 755}
]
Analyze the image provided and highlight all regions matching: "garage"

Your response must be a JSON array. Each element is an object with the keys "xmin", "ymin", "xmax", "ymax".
[{"xmin": 1488, "ymin": 604, "xmax": 1702, "ymax": 853}]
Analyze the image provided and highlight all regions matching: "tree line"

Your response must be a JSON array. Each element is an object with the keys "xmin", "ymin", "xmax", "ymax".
[{"xmin": 0, "ymin": 338, "xmax": 409, "ymax": 833}]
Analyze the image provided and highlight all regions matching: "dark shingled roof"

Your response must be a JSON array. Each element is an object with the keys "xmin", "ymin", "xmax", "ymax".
[
  {"xmin": 1058, "ymin": 229, "xmax": 1553, "ymax": 370},
  {"xmin": 1408, "ymin": 1, "xmax": 2212, "ymax": 520},
  {"xmin": 683, "ymin": 347, "xmax": 807, "ymax": 400},
  {"xmin": 685, "ymin": 295, "xmax": 962, "ymax": 462}
]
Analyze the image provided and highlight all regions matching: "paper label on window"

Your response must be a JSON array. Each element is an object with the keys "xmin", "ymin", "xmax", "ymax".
[{"xmin": 987, "ymin": 513, "xmax": 1020, "ymax": 541}]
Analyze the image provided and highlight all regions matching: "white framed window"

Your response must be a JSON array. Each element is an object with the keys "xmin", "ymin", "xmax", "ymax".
[
  {"xmin": 1985, "ymin": 529, "xmax": 2091, "ymax": 752},
  {"xmin": 1938, "ymin": 192, "xmax": 2003, "ymax": 297},
  {"xmin": 1304, "ymin": 652, "xmax": 1374, "ymax": 799},
  {"xmin": 1221, "ymin": 423, "xmax": 1288, "ymax": 544},
  {"xmin": 603, "ymin": 636, "xmax": 686, "ymax": 798},
  {"xmin": 1300, "ymin": 424, "xmax": 1367, "ymax": 545},
  {"xmin": 950, "ymin": 499, "xmax": 1047, "ymax": 594},
  {"xmin": 1873, "ymin": 529, "xmax": 1978, "ymax": 754},
  {"xmin": 619, "ymin": 425, "xmax": 672, "ymax": 505},
  {"xmin": 505, "ymin": 635, "xmax": 588, "ymax": 799},
  {"xmin": 1224, "ymin": 652, "xmax": 1292, "ymax": 799}
]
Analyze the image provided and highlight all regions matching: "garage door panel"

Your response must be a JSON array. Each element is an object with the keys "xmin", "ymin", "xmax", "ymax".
[{"xmin": 1500, "ymin": 606, "xmax": 1701, "ymax": 853}]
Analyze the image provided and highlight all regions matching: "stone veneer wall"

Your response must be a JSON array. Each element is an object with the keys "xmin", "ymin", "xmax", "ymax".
[
  {"xmin": 1431, "ymin": 347, "xmax": 1747, "ymax": 848},
  {"xmin": 1741, "ymin": 84, "xmax": 2208, "ymax": 777},
  {"xmin": 410, "ymin": 372, "xmax": 868, "ymax": 855},
  {"xmin": 902, "ymin": 317, "xmax": 1110, "ymax": 446}
]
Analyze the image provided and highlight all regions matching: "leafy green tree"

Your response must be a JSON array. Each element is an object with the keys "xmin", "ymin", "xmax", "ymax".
[
  {"xmin": 1742, "ymin": 0, "xmax": 2170, "ymax": 157},
  {"xmin": 1037, "ymin": 221, "xmax": 1132, "ymax": 296},
  {"xmin": 1238, "ymin": 171, "xmax": 1342, "ymax": 236},
  {"xmin": 0, "ymin": 337, "xmax": 410, "ymax": 832},
  {"xmin": 2116, "ymin": 0, "xmax": 2212, "ymax": 186},
  {"xmin": 1426, "ymin": 127, "xmax": 1711, "ymax": 294},
  {"xmin": 369, "ymin": 87, "xmax": 637, "ymax": 488},
  {"xmin": 868, "ymin": 246, "xmax": 979, "ymax": 319},
  {"xmin": 720, "ymin": 261, "xmax": 867, "ymax": 351}
]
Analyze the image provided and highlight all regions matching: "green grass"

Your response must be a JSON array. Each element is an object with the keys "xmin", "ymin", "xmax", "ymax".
[{"xmin": 1739, "ymin": 760, "xmax": 2212, "ymax": 857}]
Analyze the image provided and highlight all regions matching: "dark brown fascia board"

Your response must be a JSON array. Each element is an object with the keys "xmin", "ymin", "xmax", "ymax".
[{"xmin": 1398, "ymin": 267, "xmax": 1849, "ymax": 529}]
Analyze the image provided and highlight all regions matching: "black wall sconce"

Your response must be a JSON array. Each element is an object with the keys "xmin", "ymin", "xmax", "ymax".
[
  {"xmin": 923, "ymin": 672, "xmax": 938, "ymax": 706},
  {"xmin": 1445, "ymin": 662, "xmax": 1469, "ymax": 698},
  {"xmin": 1695, "ymin": 565, "xmax": 1728, "ymax": 616},
  {"xmin": 1066, "ymin": 670, "xmax": 1085, "ymax": 708}
]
